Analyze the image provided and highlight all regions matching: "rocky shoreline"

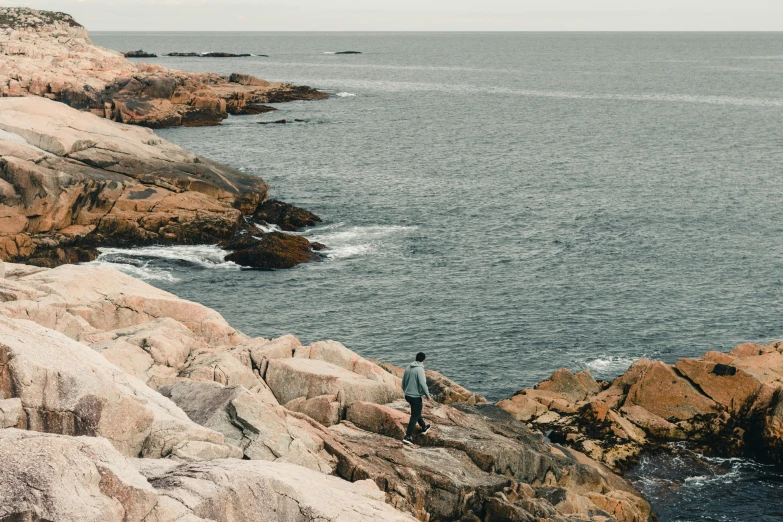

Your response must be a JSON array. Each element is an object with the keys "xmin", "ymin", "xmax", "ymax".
[
  {"xmin": 0, "ymin": 8, "xmax": 325, "ymax": 128},
  {"xmin": 0, "ymin": 261, "xmax": 653, "ymax": 521},
  {"xmin": 497, "ymin": 343, "xmax": 783, "ymax": 473},
  {"xmin": 0, "ymin": 8, "xmax": 325, "ymax": 269},
  {"xmin": 1, "ymin": 6, "xmax": 781, "ymax": 522}
]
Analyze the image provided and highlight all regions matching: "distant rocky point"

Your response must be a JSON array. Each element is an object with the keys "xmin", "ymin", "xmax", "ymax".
[
  {"xmin": 0, "ymin": 7, "xmax": 325, "ymax": 127},
  {"xmin": 123, "ymin": 49, "xmax": 157, "ymax": 58},
  {"xmin": 335, "ymin": 51, "xmax": 362, "ymax": 54}
]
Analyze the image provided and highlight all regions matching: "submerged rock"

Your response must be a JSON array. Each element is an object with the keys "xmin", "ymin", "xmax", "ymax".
[
  {"xmin": 224, "ymin": 231, "xmax": 323, "ymax": 269},
  {"xmin": 335, "ymin": 51, "xmax": 362, "ymax": 54},
  {"xmin": 254, "ymin": 199, "xmax": 323, "ymax": 231}
]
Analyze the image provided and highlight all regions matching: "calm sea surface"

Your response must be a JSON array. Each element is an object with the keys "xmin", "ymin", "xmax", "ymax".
[{"xmin": 91, "ymin": 32, "xmax": 783, "ymax": 519}]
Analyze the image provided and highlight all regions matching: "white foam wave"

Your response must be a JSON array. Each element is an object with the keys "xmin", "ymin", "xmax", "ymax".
[
  {"xmin": 335, "ymin": 92, "xmax": 356, "ymax": 97},
  {"xmin": 584, "ymin": 356, "xmax": 636, "ymax": 376},
  {"xmin": 94, "ymin": 245, "xmax": 239, "ymax": 269},
  {"xmin": 89, "ymin": 260, "xmax": 180, "ymax": 282},
  {"xmin": 254, "ymin": 222, "xmax": 287, "ymax": 234},
  {"xmin": 322, "ymin": 52, "xmax": 336, "ymax": 55},
  {"xmin": 304, "ymin": 223, "xmax": 416, "ymax": 260}
]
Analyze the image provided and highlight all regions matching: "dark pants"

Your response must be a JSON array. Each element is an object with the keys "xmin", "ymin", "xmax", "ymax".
[{"xmin": 405, "ymin": 395, "xmax": 427, "ymax": 438}]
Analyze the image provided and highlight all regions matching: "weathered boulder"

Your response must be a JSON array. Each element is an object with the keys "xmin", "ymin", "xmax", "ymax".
[
  {"xmin": 326, "ymin": 402, "xmax": 651, "ymax": 522},
  {"xmin": 160, "ymin": 380, "xmax": 335, "ymax": 472},
  {"xmin": 247, "ymin": 334, "xmax": 301, "ymax": 377},
  {"xmin": 0, "ymin": 429, "xmax": 412, "ymax": 522},
  {"xmin": 675, "ymin": 358, "xmax": 763, "ymax": 413},
  {"xmin": 0, "ymin": 430, "xmax": 167, "ymax": 522},
  {"xmin": 0, "ymin": 397, "xmax": 22, "ymax": 428},
  {"xmin": 284, "ymin": 394, "xmax": 342, "ymax": 426},
  {"xmin": 0, "ymin": 314, "xmax": 237, "ymax": 459},
  {"xmin": 502, "ymin": 338, "xmax": 783, "ymax": 471},
  {"xmin": 535, "ymin": 368, "xmax": 599, "ymax": 403},
  {"xmin": 2, "ymin": 264, "xmax": 245, "ymax": 346},
  {"xmin": 266, "ymin": 357, "xmax": 401, "ymax": 407}
]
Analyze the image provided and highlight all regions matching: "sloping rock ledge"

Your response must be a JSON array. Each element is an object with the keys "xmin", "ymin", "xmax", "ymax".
[
  {"xmin": 0, "ymin": 261, "xmax": 653, "ymax": 522},
  {"xmin": 0, "ymin": 96, "xmax": 323, "ymax": 268}
]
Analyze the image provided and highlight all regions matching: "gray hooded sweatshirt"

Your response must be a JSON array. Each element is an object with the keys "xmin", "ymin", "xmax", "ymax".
[{"xmin": 402, "ymin": 361, "xmax": 431, "ymax": 399}]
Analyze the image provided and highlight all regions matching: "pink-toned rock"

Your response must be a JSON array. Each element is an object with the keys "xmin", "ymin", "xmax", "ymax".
[
  {"xmin": 284, "ymin": 394, "xmax": 341, "ymax": 426},
  {"xmin": 345, "ymin": 401, "xmax": 409, "ymax": 439},
  {"xmin": 729, "ymin": 342, "xmax": 770, "ymax": 357},
  {"xmin": 701, "ymin": 351, "xmax": 736, "ymax": 364},
  {"xmin": 535, "ymin": 368, "xmax": 595, "ymax": 403},
  {"xmin": 247, "ymin": 334, "xmax": 301, "ymax": 377},
  {"xmin": 674, "ymin": 358, "xmax": 763, "ymax": 413},
  {"xmin": 266, "ymin": 357, "xmax": 401, "ymax": 407},
  {"xmin": 620, "ymin": 405, "xmax": 684, "ymax": 440},
  {"xmin": 0, "ymin": 315, "xmax": 236, "ymax": 459},
  {"xmin": 0, "ymin": 8, "xmax": 326, "ymax": 129},
  {"xmin": 496, "ymin": 393, "xmax": 548, "ymax": 421},
  {"xmin": 625, "ymin": 361, "xmax": 718, "ymax": 421}
]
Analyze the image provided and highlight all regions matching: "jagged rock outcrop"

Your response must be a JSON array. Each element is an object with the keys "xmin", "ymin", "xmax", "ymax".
[
  {"xmin": 0, "ymin": 7, "xmax": 326, "ymax": 127},
  {"xmin": 498, "ymin": 343, "xmax": 783, "ymax": 472},
  {"xmin": 0, "ymin": 261, "xmax": 652, "ymax": 521},
  {"xmin": 0, "ymin": 96, "xmax": 322, "ymax": 267}
]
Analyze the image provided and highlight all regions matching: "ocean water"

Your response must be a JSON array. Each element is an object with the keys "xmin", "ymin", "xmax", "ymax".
[{"xmin": 90, "ymin": 32, "xmax": 783, "ymax": 519}]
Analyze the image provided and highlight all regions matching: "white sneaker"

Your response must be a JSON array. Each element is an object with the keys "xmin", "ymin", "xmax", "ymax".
[{"xmin": 402, "ymin": 437, "xmax": 414, "ymax": 446}]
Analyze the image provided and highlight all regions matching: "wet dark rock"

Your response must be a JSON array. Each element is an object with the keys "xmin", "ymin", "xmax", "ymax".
[
  {"xmin": 258, "ymin": 119, "xmax": 288, "ymax": 125},
  {"xmin": 335, "ymin": 51, "xmax": 362, "ymax": 55},
  {"xmin": 203, "ymin": 52, "xmax": 251, "ymax": 57},
  {"xmin": 123, "ymin": 50, "xmax": 157, "ymax": 58},
  {"xmin": 224, "ymin": 232, "xmax": 321, "ymax": 269},
  {"xmin": 164, "ymin": 52, "xmax": 252, "ymax": 57},
  {"xmin": 254, "ymin": 199, "xmax": 322, "ymax": 231},
  {"xmin": 233, "ymin": 103, "xmax": 276, "ymax": 115}
]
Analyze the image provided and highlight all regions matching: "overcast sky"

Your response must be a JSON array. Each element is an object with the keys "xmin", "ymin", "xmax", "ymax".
[{"xmin": 5, "ymin": 0, "xmax": 783, "ymax": 31}]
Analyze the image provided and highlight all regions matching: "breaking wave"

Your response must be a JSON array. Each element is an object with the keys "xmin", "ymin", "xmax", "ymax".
[
  {"xmin": 89, "ymin": 245, "xmax": 240, "ymax": 282},
  {"xmin": 303, "ymin": 223, "xmax": 417, "ymax": 260},
  {"xmin": 583, "ymin": 355, "xmax": 637, "ymax": 377}
]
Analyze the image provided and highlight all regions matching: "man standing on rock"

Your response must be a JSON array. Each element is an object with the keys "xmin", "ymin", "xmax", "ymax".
[{"xmin": 402, "ymin": 352, "xmax": 432, "ymax": 445}]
